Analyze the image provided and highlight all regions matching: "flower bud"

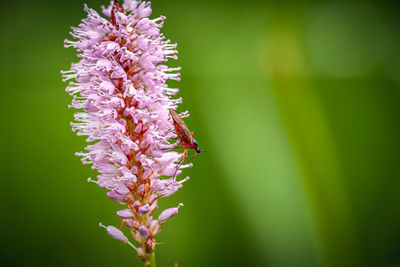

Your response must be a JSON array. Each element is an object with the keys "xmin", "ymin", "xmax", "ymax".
[
  {"xmin": 139, "ymin": 226, "xmax": 149, "ymax": 239},
  {"xmin": 117, "ymin": 209, "xmax": 134, "ymax": 219},
  {"xmin": 149, "ymin": 220, "xmax": 160, "ymax": 235},
  {"xmin": 106, "ymin": 190, "xmax": 126, "ymax": 204},
  {"xmin": 139, "ymin": 204, "xmax": 150, "ymax": 215},
  {"xmin": 158, "ymin": 203, "xmax": 183, "ymax": 223},
  {"xmin": 99, "ymin": 223, "xmax": 128, "ymax": 243}
]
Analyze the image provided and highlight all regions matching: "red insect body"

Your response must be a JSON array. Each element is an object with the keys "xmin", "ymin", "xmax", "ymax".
[{"xmin": 169, "ymin": 109, "xmax": 203, "ymax": 177}]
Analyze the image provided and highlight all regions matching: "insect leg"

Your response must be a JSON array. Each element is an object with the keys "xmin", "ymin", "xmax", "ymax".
[
  {"xmin": 185, "ymin": 152, "xmax": 199, "ymax": 162},
  {"xmin": 172, "ymin": 148, "xmax": 188, "ymax": 178}
]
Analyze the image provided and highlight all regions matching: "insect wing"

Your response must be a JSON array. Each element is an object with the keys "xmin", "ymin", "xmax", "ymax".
[{"xmin": 169, "ymin": 109, "xmax": 193, "ymax": 142}]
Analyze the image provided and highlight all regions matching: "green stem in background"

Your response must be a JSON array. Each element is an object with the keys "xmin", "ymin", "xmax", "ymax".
[{"xmin": 264, "ymin": 5, "xmax": 363, "ymax": 267}]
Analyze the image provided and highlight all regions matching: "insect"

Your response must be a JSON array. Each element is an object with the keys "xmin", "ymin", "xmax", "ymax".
[{"xmin": 169, "ymin": 109, "xmax": 205, "ymax": 177}]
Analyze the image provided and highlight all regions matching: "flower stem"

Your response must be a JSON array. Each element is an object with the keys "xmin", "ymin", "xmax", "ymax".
[{"xmin": 143, "ymin": 249, "xmax": 156, "ymax": 267}]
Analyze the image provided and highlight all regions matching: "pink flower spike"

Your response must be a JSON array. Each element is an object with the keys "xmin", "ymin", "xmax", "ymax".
[{"xmin": 62, "ymin": 0, "xmax": 197, "ymax": 265}]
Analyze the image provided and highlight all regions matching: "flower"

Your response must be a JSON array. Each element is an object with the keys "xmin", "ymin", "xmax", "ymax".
[
  {"xmin": 99, "ymin": 223, "xmax": 129, "ymax": 243},
  {"xmin": 62, "ymin": 0, "xmax": 192, "ymax": 264},
  {"xmin": 158, "ymin": 203, "xmax": 184, "ymax": 223}
]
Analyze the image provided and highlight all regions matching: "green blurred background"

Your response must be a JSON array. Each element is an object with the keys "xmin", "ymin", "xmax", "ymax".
[{"xmin": 1, "ymin": 0, "xmax": 400, "ymax": 266}]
